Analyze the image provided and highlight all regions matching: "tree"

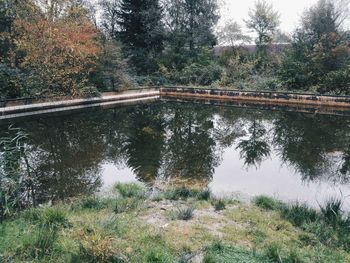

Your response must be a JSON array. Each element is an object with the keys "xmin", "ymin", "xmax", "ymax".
[
  {"xmin": 117, "ymin": 0, "xmax": 165, "ymax": 74},
  {"xmin": 165, "ymin": 0, "xmax": 219, "ymax": 53},
  {"xmin": 92, "ymin": 38, "xmax": 132, "ymax": 91},
  {"xmin": 99, "ymin": 0, "xmax": 119, "ymax": 38},
  {"xmin": 279, "ymin": 0, "xmax": 350, "ymax": 93},
  {"xmin": 15, "ymin": 0, "xmax": 100, "ymax": 97},
  {"xmin": 217, "ymin": 20, "xmax": 252, "ymax": 47},
  {"xmin": 245, "ymin": 0, "xmax": 280, "ymax": 50}
]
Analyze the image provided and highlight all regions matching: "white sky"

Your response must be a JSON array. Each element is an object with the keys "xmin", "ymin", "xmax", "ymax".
[{"xmin": 220, "ymin": 0, "xmax": 321, "ymax": 33}]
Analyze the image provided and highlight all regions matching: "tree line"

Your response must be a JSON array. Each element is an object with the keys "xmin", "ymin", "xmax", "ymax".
[{"xmin": 0, "ymin": 0, "xmax": 349, "ymax": 99}]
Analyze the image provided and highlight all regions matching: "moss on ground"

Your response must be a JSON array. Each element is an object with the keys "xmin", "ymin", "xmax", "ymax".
[{"xmin": 0, "ymin": 185, "xmax": 349, "ymax": 262}]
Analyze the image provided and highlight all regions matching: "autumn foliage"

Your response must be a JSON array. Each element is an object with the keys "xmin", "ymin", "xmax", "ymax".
[{"xmin": 15, "ymin": 12, "xmax": 100, "ymax": 96}]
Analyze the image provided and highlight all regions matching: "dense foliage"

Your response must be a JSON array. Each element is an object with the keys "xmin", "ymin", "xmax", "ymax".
[{"xmin": 0, "ymin": 0, "xmax": 349, "ymax": 99}]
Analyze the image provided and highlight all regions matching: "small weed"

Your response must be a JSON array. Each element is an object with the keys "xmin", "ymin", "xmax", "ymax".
[
  {"xmin": 77, "ymin": 197, "xmax": 110, "ymax": 210},
  {"xmin": 320, "ymin": 198, "xmax": 343, "ymax": 226},
  {"xmin": 212, "ymin": 199, "xmax": 226, "ymax": 211},
  {"xmin": 114, "ymin": 198, "xmax": 140, "ymax": 214},
  {"xmin": 164, "ymin": 187, "xmax": 198, "ymax": 200},
  {"xmin": 197, "ymin": 188, "xmax": 211, "ymax": 201},
  {"xmin": 210, "ymin": 240, "xmax": 224, "ymax": 251},
  {"xmin": 143, "ymin": 248, "xmax": 174, "ymax": 263},
  {"xmin": 205, "ymin": 242, "xmax": 272, "ymax": 263},
  {"xmin": 78, "ymin": 229, "xmax": 126, "ymax": 263},
  {"xmin": 254, "ymin": 195, "xmax": 284, "ymax": 210},
  {"xmin": 175, "ymin": 207, "xmax": 194, "ymax": 221},
  {"xmin": 203, "ymin": 254, "xmax": 217, "ymax": 263},
  {"xmin": 265, "ymin": 243, "xmax": 283, "ymax": 262},
  {"xmin": 288, "ymin": 248, "xmax": 305, "ymax": 263}
]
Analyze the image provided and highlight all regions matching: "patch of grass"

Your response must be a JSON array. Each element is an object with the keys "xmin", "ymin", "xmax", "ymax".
[
  {"xmin": 265, "ymin": 242, "xmax": 283, "ymax": 262},
  {"xmin": 255, "ymin": 195, "xmax": 350, "ymax": 252},
  {"xmin": 77, "ymin": 228, "xmax": 126, "ymax": 263},
  {"xmin": 76, "ymin": 196, "xmax": 112, "ymax": 210},
  {"xmin": 280, "ymin": 202, "xmax": 318, "ymax": 227},
  {"xmin": 114, "ymin": 183, "xmax": 146, "ymax": 199},
  {"xmin": 212, "ymin": 199, "xmax": 226, "ymax": 211},
  {"xmin": 175, "ymin": 207, "xmax": 195, "ymax": 221},
  {"xmin": 98, "ymin": 215, "xmax": 128, "ymax": 237},
  {"xmin": 143, "ymin": 247, "xmax": 174, "ymax": 263},
  {"xmin": 114, "ymin": 198, "xmax": 140, "ymax": 214},
  {"xmin": 22, "ymin": 207, "xmax": 69, "ymax": 228},
  {"xmin": 163, "ymin": 187, "xmax": 199, "ymax": 201},
  {"xmin": 254, "ymin": 196, "xmax": 285, "ymax": 211},
  {"xmin": 320, "ymin": 197, "xmax": 343, "ymax": 226},
  {"xmin": 204, "ymin": 242, "xmax": 273, "ymax": 263},
  {"xmin": 20, "ymin": 208, "xmax": 69, "ymax": 259},
  {"xmin": 197, "ymin": 188, "xmax": 211, "ymax": 201}
]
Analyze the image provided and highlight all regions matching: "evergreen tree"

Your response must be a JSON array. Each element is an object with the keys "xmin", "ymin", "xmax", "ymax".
[
  {"xmin": 117, "ymin": 0, "xmax": 165, "ymax": 74},
  {"xmin": 163, "ymin": 0, "xmax": 219, "ymax": 69}
]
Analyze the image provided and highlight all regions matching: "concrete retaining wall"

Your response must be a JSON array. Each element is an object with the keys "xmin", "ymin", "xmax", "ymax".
[
  {"xmin": 0, "ymin": 88, "xmax": 159, "ymax": 120},
  {"xmin": 2, "ymin": 86, "xmax": 350, "ymax": 120},
  {"xmin": 160, "ymin": 87, "xmax": 350, "ymax": 109}
]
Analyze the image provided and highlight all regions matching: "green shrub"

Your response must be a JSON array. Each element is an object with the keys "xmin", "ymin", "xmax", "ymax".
[
  {"xmin": 114, "ymin": 183, "xmax": 146, "ymax": 199},
  {"xmin": 78, "ymin": 86, "xmax": 101, "ymax": 98}
]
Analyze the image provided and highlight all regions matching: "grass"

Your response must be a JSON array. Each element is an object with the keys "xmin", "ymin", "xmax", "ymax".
[
  {"xmin": 197, "ymin": 188, "xmax": 212, "ymax": 201},
  {"xmin": 255, "ymin": 195, "xmax": 350, "ymax": 252},
  {"xmin": 76, "ymin": 196, "xmax": 112, "ymax": 210},
  {"xmin": 175, "ymin": 207, "xmax": 195, "ymax": 221},
  {"xmin": 254, "ymin": 195, "xmax": 285, "ymax": 211},
  {"xmin": 163, "ymin": 187, "xmax": 199, "ymax": 200},
  {"xmin": 320, "ymin": 197, "xmax": 343, "ymax": 226},
  {"xmin": 114, "ymin": 197, "xmax": 141, "ymax": 214},
  {"xmin": 1, "ymin": 186, "xmax": 350, "ymax": 262},
  {"xmin": 212, "ymin": 199, "xmax": 226, "ymax": 211},
  {"xmin": 114, "ymin": 183, "xmax": 146, "ymax": 199},
  {"xmin": 204, "ymin": 241, "xmax": 273, "ymax": 263}
]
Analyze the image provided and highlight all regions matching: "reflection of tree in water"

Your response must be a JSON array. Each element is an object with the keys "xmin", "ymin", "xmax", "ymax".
[
  {"xmin": 2, "ymin": 102, "xmax": 350, "ymax": 210},
  {"xmin": 236, "ymin": 119, "xmax": 271, "ymax": 168},
  {"xmin": 161, "ymin": 104, "xmax": 219, "ymax": 186},
  {"xmin": 21, "ymin": 117, "xmax": 105, "ymax": 203},
  {"xmin": 272, "ymin": 112, "xmax": 350, "ymax": 183},
  {"xmin": 123, "ymin": 105, "xmax": 165, "ymax": 183}
]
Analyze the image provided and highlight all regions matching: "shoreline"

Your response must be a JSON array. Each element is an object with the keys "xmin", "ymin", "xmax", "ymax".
[
  {"xmin": 1, "ymin": 184, "xmax": 350, "ymax": 262},
  {"xmin": 1, "ymin": 87, "xmax": 350, "ymax": 120}
]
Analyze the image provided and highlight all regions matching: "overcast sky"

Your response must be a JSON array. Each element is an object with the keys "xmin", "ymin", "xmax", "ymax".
[{"xmin": 219, "ymin": 0, "xmax": 328, "ymax": 34}]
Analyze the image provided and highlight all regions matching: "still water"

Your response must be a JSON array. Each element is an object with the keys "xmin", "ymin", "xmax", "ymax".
[{"xmin": 1, "ymin": 100, "xmax": 350, "ymax": 208}]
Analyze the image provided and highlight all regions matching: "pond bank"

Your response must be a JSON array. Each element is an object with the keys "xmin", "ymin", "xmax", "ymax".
[
  {"xmin": 2, "ymin": 87, "xmax": 350, "ymax": 120},
  {"xmin": 1, "ymin": 184, "xmax": 349, "ymax": 262}
]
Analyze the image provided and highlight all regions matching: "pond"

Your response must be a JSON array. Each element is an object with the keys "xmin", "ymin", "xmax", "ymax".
[{"xmin": 1, "ymin": 100, "xmax": 350, "ymax": 209}]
